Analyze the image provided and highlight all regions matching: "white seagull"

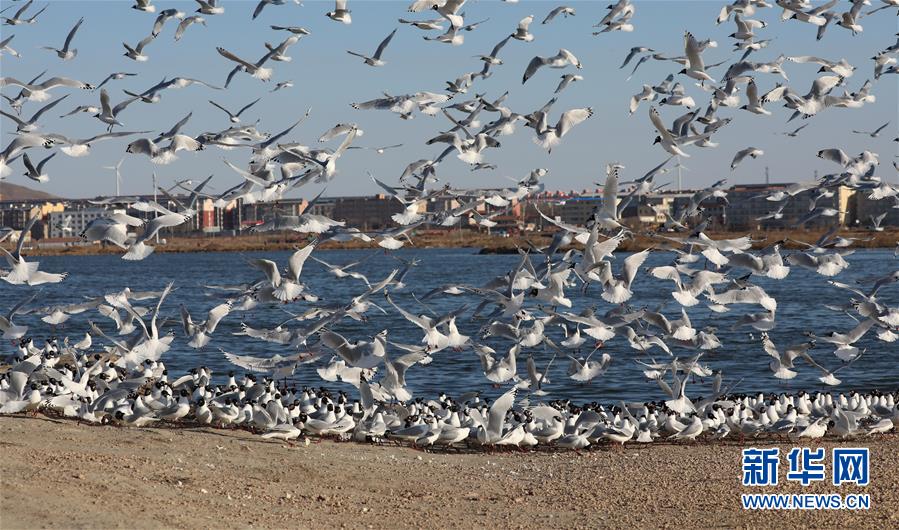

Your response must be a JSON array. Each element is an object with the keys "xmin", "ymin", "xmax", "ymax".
[
  {"xmin": 42, "ymin": 17, "xmax": 83, "ymax": 60},
  {"xmin": 523, "ymin": 49, "xmax": 582, "ymax": 84}
]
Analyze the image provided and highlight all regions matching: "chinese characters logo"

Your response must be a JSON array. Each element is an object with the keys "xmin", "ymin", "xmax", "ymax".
[
  {"xmin": 742, "ymin": 447, "xmax": 870, "ymax": 487},
  {"xmin": 742, "ymin": 448, "xmax": 780, "ymax": 486}
]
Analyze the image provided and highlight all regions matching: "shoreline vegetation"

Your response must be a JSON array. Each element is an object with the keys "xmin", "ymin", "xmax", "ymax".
[
  {"xmin": 0, "ymin": 415, "xmax": 896, "ymax": 528},
  {"xmin": 8, "ymin": 228, "xmax": 898, "ymax": 257}
]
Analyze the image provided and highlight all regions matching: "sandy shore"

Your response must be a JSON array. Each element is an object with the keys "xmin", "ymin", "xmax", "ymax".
[
  {"xmin": 10, "ymin": 228, "xmax": 899, "ymax": 257},
  {"xmin": 0, "ymin": 416, "xmax": 896, "ymax": 529}
]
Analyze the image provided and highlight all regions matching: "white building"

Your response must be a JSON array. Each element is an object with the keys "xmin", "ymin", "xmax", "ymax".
[{"xmin": 48, "ymin": 208, "xmax": 125, "ymax": 239}]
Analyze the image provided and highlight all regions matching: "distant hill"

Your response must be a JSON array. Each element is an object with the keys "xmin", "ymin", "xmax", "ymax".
[{"xmin": 0, "ymin": 182, "xmax": 60, "ymax": 201}]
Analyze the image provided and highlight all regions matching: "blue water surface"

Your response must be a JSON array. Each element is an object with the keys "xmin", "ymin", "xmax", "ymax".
[{"xmin": 2, "ymin": 247, "xmax": 897, "ymax": 403}]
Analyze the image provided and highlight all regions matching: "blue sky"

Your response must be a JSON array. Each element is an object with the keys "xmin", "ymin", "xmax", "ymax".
[{"xmin": 1, "ymin": 0, "xmax": 896, "ymax": 199}]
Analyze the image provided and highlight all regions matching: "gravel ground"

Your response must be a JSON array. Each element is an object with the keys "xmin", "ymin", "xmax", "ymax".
[{"xmin": 1, "ymin": 415, "xmax": 896, "ymax": 529}]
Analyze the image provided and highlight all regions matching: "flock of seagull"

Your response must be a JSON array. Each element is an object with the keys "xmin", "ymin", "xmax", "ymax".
[{"xmin": 1, "ymin": 0, "xmax": 898, "ymax": 449}]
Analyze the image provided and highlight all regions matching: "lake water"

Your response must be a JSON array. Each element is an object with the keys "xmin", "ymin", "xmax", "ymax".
[{"xmin": 3, "ymin": 248, "xmax": 897, "ymax": 403}]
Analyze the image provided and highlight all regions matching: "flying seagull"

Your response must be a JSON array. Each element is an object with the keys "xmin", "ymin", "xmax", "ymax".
[
  {"xmin": 132, "ymin": 0, "xmax": 156, "ymax": 13},
  {"xmin": 554, "ymin": 74, "xmax": 583, "ymax": 94},
  {"xmin": 852, "ymin": 122, "xmax": 890, "ymax": 138},
  {"xmin": 48, "ymin": 130, "xmax": 147, "ymax": 158},
  {"xmin": 347, "ymin": 28, "xmax": 397, "ymax": 67},
  {"xmin": 152, "ymin": 8, "xmax": 186, "ymax": 36},
  {"xmin": 523, "ymin": 49, "xmax": 582, "ymax": 84},
  {"xmin": 0, "ymin": 94, "xmax": 68, "ymax": 131},
  {"xmin": 2, "ymin": 0, "xmax": 48, "ymax": 26},
  {"xmin": 208, "ymin": 97, "xmax": 262, "ymax": 123},
  {"xmin": 253, "ymin": 0, "xmax": 299, "ymax": 20},
  {"xmin": 326, "ymin": 0, "xmax": 352, "ymax": 24},
  {"xmin": 94, "ymin": 72, "xmax": 137, "ymax": 91},
  {"xmin": 95, "ymin": 89, "xmax": 139, "ymax": 131},
  {"xmin": 1, "ymin": 215, "xmax": 67, "ymax": 285},
  {"xmin": 781, "ymin": 124, "xmax": 809, "ymax": 137},
  {"xmin": 620, "ymin": 46, "xmax": 654, "ymax": 69},
  {"xmin": 217, "ymin": 46, "xmax": 274, "ymax": 82},
  {"xmin": 196, "ymin": 0, "xmax": 224, "ymax": 15},
  {"xmin": 271, "ymin": 80, "xmax": 292, "ymax": 92},
  {"xmin": 0, "ymin": 76, "xmax": 94, "ymax": 101},
  {"xmin": 542, "ymin": 6, "xmax": 575, "ymax": 24},
  {"xmin": 42, "ymin": 17, "xmax": 83, "ymax": 60},
  {"xmin": 271, "ymin": 25, "xmax": 310, "ymax": 35},
  {"xmin": 123, "ymin": 34, "xmax": 156, "ymax": 62},
  {"xmin": 59, "ymin": 104, "xmax": 98, "ymax": 118},
  {"xmin": 512, "ymin": 15, "xmax": 535, "ymax": 42},
  {"xmin": 731, "ymin": 147, "xmax": 764, "ymax": 171},
  {"xmin": 475, "ymin": 35, "xmax": 511, "ymax": 68},
  {"xmin": 347, "ymin": 144, "xmax": 403, "ymax": 154},
  {"xmin": 174, "ymin": 15, "xmax": 206, "ymax": 41},
  {"xmin": 681, "ymin": 31, "xmax": 715, "ymax": 83},
  {"xmin": 0, "ymin": 34, "xmax": 20, "ymax": 58},
  {"xmin": 21, "ymin": 152, "xmax": 56, "ymax": 183}
]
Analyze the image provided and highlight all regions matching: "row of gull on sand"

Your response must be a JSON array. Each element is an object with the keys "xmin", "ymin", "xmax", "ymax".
[
  {"xmin": 2, "ymin": 0, "xmax": 899, "ymax": 449},
  {"xmin": 1, "ymin": 340, "xmax": 897, "ymax": 449}
]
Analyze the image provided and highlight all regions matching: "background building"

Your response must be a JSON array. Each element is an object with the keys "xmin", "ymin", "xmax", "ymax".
[
  {"xmin": 853, "ymin": 191, "xmax": 899, "ymax": 229},
  {"xmin": 331, "ymin": 194, "xmax": 405, "ymax": 231},
  {"xmin": 48, "ymin": 208, "xmax": 123, "ymax": 239},
  {"xmin": 3, "ymin": 181, "xmax": 896, "ymax": 246},
  {"xmin": 726, "ymin": 184, "xmax": 855, "ymax": 230},
  {"xmin": 0, "ymin": 200, "xmax": 65, "ymax": 239}
]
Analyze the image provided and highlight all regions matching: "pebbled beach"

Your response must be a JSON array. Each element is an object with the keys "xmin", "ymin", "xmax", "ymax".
[{"xmin": 1, "ymin": 416, "xmax": 896, "ymax": 529}]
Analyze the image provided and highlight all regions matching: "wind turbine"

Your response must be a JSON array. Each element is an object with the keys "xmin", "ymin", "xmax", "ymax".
[{"xmin": 102, "ymin": 157, "xmax": 125, "ymax": 196}]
